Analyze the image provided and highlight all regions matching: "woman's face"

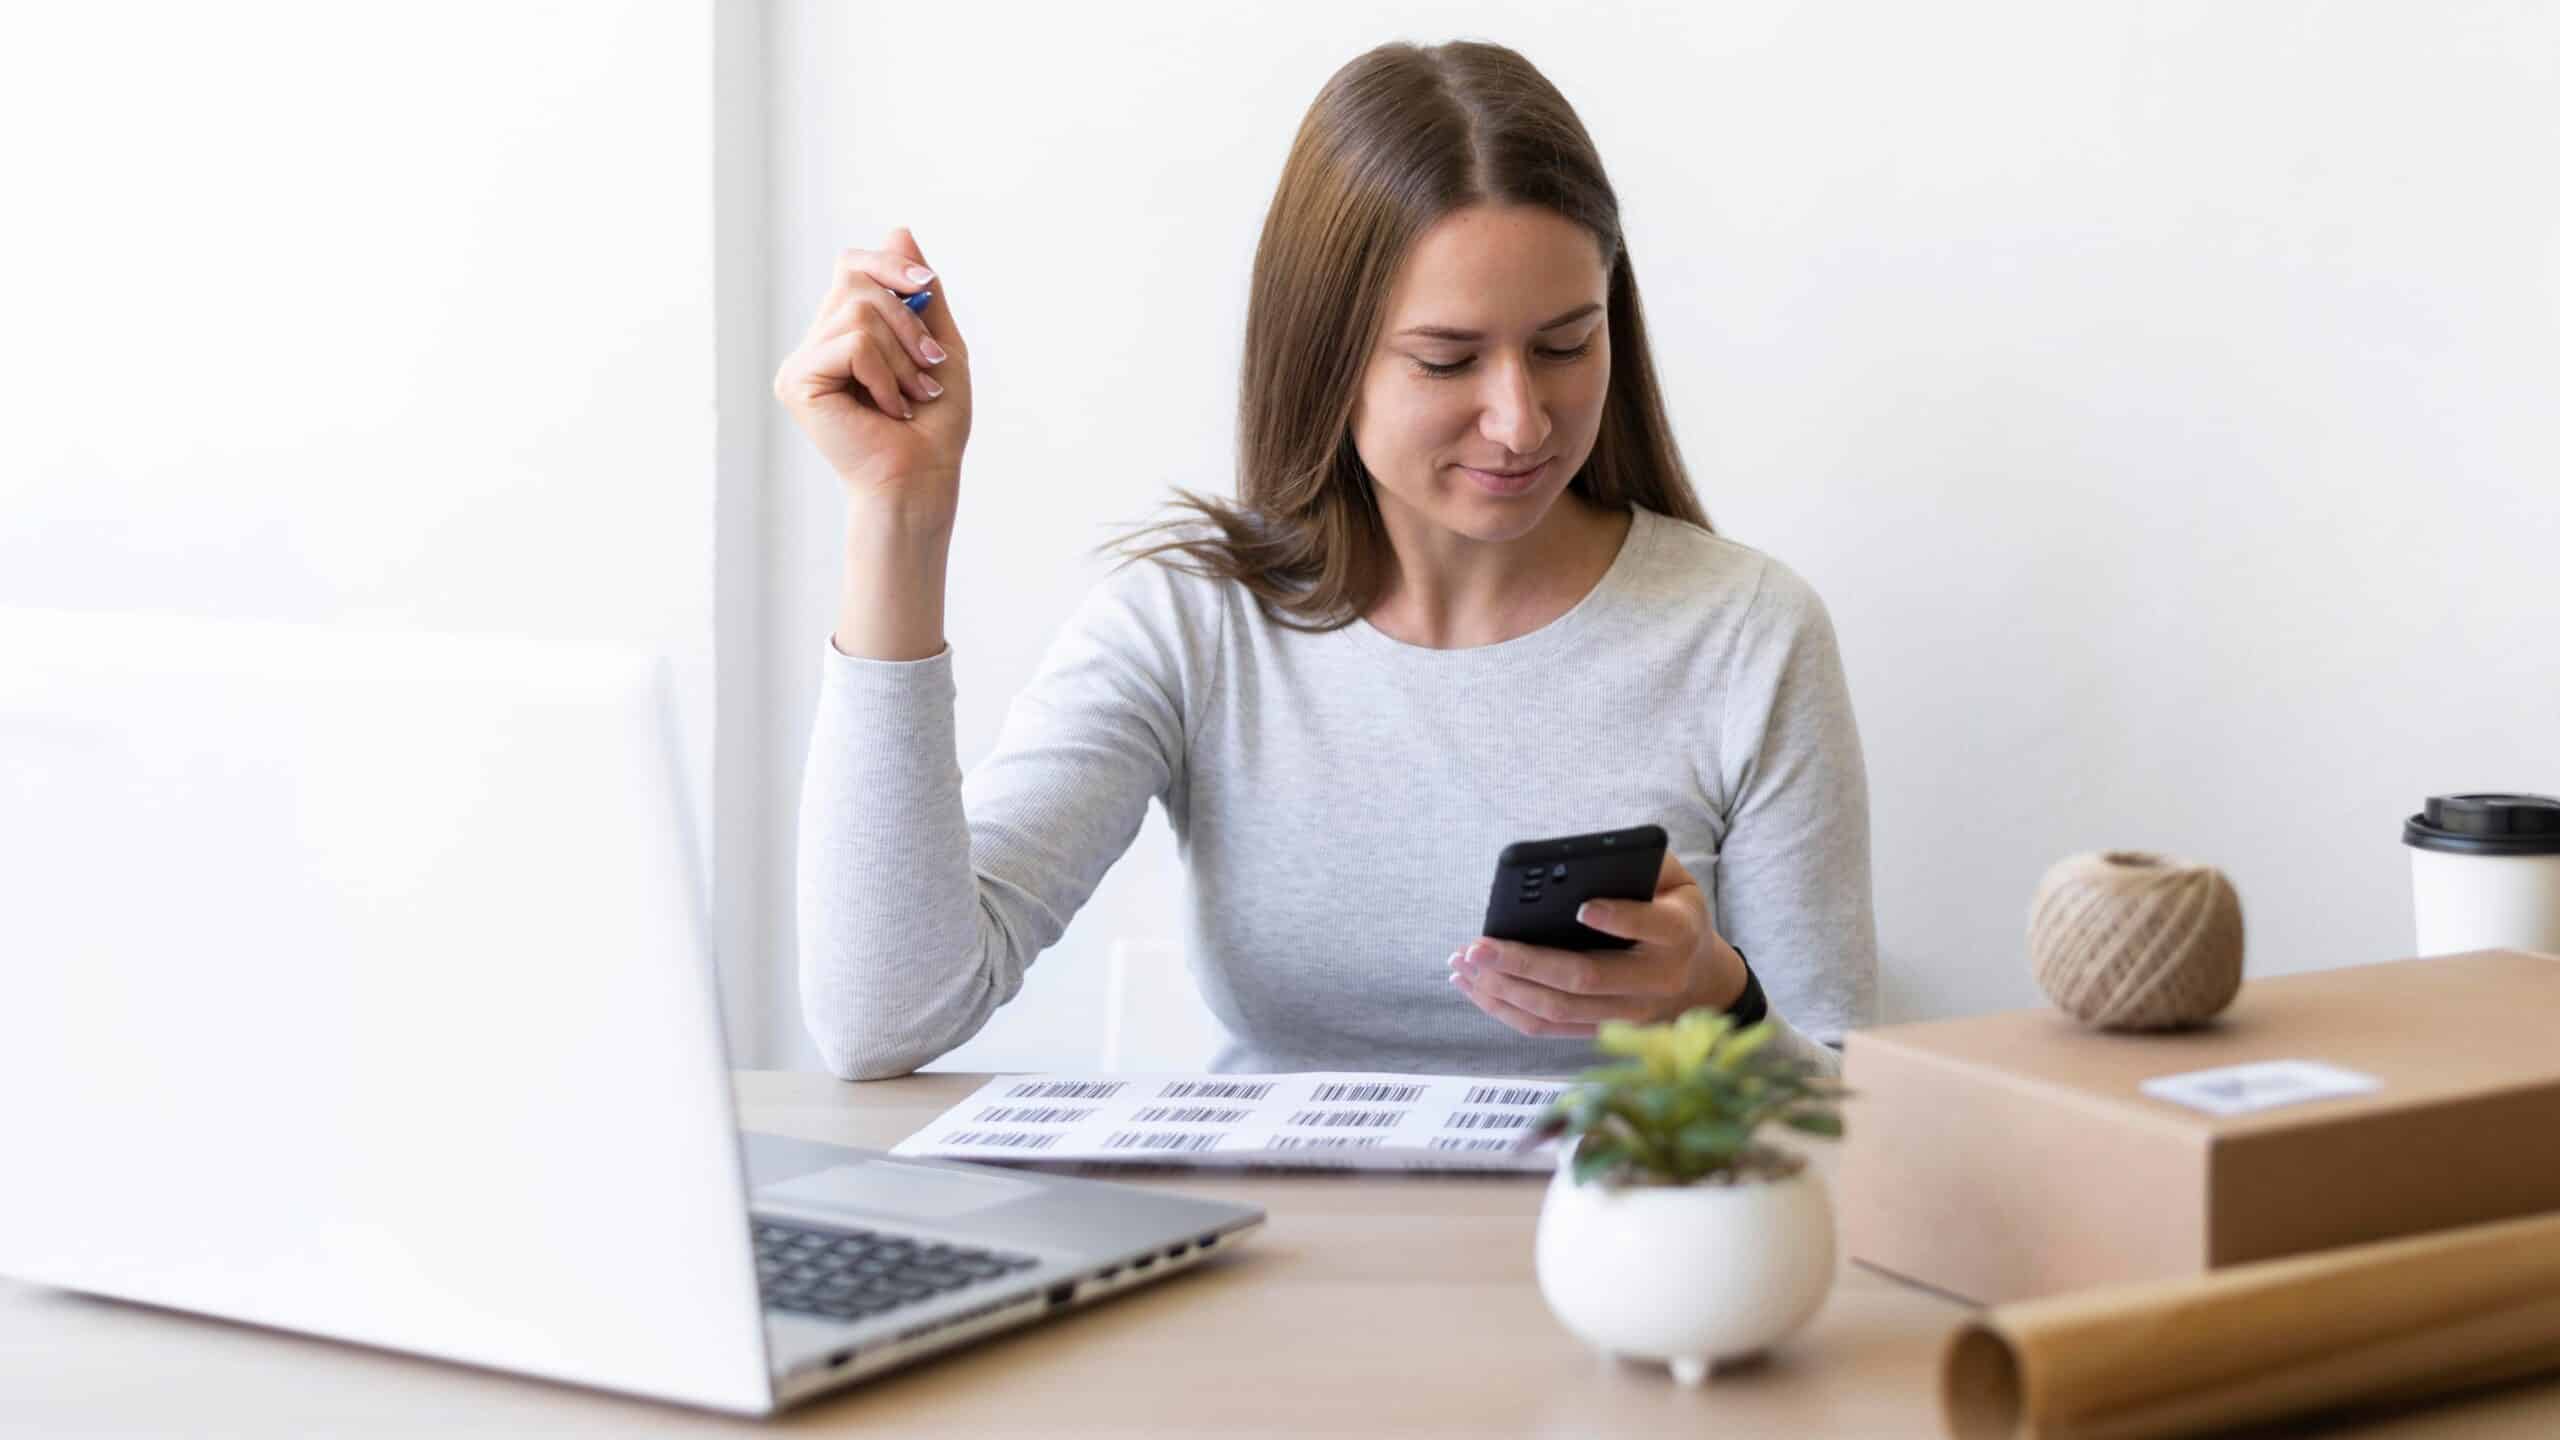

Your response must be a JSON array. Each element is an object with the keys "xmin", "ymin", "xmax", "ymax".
[{"xmin": 1348, "ymin": 203, "xmax": 1612, "ymax": 548}]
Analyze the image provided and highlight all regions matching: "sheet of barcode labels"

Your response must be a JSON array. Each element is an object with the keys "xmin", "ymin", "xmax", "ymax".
[{"xmin": 889, "ymin": 1072, "xmax": 1572, "ymax": 1173}]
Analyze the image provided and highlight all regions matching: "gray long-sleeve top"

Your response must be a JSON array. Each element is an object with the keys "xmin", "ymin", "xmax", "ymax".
[{"xmin": 797, "ymin": 504, "xmax": 1878, "ymax": 1080}]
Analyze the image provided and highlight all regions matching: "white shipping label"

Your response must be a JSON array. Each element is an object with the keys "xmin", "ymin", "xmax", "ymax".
[
  {"xmin": 2139, "ymin": 1059, "xmax": 2382, "ymax": 1117},
  {"xmin": 889, "ymin": 1072, "xmax": 1575, "ymax": 1173}
]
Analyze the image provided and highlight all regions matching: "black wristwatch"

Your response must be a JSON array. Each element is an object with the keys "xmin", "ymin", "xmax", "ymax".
[{"xmin": 1723, "ymin": 945, "xmax": 1769, "ymax": 1027}]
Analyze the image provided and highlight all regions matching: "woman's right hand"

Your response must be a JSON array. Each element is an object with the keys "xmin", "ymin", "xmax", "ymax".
[{"xmin": 773, "ymin": 227, "xmax": 973, "ymax": 525}]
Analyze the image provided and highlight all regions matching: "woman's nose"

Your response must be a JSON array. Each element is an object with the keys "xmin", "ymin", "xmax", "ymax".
[{"xmin": 1477, "ymin": 358, "xmax": 1553, "ymax": 455}]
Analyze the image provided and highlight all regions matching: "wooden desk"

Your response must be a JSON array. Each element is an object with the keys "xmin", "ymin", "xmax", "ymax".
[{"xmin": 3, "ymin": 1071, "xmax": 2557, "ymax": 1436}]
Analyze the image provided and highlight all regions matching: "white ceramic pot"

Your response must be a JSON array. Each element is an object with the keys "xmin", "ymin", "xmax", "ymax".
[{"xmin": 1533, "ymin": 1145, "xmax": 1836, "ymax": 1387}]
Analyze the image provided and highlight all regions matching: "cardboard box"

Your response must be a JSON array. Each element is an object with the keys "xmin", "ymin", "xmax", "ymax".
[{"xmin": 1838, "ymin": 949, "xmax": 2560, "ymax": 1305}]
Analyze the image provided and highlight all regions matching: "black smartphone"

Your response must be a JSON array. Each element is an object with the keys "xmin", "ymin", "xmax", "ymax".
[{"xmin": 1480, "ymin": 824, "xmax": 1669, "ymax": 952}]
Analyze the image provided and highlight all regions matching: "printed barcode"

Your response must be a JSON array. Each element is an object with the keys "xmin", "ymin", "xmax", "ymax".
[
  {"xmin": 974, "ymin": 1105, "xmax": 1095, "ymax": 1125},
  {"xmin": 1130, "ymin": 1105, "xmax": 1253, "ymax": 1125},
  {"xmin": 1101, "ymin": 1130, "xmax": 1225, "ymax": 1153},
  {"xmin": 1463, "ymin": 1085, "xmax": 1563, "ymax": 1107},
  {"xmin": 1286, "ymin": 1109, "xmax": 1404, "ymax": 1129},
  {"xmin": 943, "ymin": 1129, "xmax": 1063, "ymax": 1150},
  {"xmin": 1429, "ymin": 1137, "xmax": 1515, "ymax": 1152},
  {"xmin": 1158, "ymin": 1080, "xmax": 1276, "ymax": 1100},
  {"xmin": 1309, "ymin": 1082, "xmax": 1427, "ymax": 1104},
  {"xmin": 1447, "ymin": 1110, "xmax": 1532, "ymax": 1130},
  {"xmin": 1267, "ymin": 1135, "xmax": 1385, "ymax": 1150},
  {"xmin": 1006, "ymin": 1079, "xmax": 1128, "ymax": 1100}
]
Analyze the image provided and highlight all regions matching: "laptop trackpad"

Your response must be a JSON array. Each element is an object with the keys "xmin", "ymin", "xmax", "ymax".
[{"xmin": 757, "ymin": 1161, "xmax": 1043, "ymax": 1220}]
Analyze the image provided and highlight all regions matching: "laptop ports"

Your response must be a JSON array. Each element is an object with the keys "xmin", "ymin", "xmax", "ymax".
[{"xmin": 1046, "ymin": 1283, "xmax": 1076, "ymax": 1307}]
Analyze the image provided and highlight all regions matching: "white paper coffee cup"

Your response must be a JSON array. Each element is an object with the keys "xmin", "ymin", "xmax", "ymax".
[{"xmin": 2403, "ymin": 794, "xmax": 2560, "ymax": 957}]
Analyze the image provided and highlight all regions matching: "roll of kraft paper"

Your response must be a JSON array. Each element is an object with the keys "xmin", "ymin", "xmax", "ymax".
[{"xmin": 1941, "ymin": 1208, "xmax": 2560, "ymax": 1439}]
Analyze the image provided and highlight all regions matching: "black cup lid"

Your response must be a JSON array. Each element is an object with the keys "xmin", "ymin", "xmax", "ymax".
[{"xmin": 2403, "ymin": 793, "xmax": 2560, "ymax": 856}]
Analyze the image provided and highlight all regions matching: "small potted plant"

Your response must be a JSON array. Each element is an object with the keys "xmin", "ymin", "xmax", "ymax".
[{"xmin": 1522, "ymin": 1008, "xmax": 1846, "ymax": 1387}]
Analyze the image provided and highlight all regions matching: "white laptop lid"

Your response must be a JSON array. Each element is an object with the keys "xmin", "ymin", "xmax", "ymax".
[{"xmin": 0, "ymin": 608, "xmax": 772, "ymax": 1415}]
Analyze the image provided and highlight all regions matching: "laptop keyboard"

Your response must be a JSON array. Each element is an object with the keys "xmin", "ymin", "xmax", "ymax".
[{"xmin": 753, "ymin": 1220, "xmax": 1042, "ymax": 1323}]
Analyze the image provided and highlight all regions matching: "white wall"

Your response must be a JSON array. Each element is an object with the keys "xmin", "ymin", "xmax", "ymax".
[
  {"xmin": 2, "ymin": 5, "xmax": 745, "ymax": 1035},
  {"xmin": 753, "ymin": 0, "xmax": 2558, "ymax": 1071},
  {"xmin": 9, "ymin": 4, "xmax": 2543, "ymax": 1078}
]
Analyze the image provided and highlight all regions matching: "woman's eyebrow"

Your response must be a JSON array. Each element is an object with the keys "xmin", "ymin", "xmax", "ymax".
[{"xmin": 1396, "ymin": 301, "xmax": 1602, "ymax": 342}]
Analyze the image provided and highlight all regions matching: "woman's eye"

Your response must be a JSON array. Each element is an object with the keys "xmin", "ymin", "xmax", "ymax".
[{"xmin": 1411, "ymin": 340, "xmax": 1596, "ymax": 378}]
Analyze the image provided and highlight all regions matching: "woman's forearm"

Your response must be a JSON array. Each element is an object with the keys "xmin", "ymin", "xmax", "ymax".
[{"xmin": 831, "ymin": 499, "xmax": 955, "ymax": 662}]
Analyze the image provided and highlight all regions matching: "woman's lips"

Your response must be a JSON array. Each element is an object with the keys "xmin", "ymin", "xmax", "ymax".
[{"xmin": 1458, "ymin": 457, "xmax": 1551, "ymax": 496}]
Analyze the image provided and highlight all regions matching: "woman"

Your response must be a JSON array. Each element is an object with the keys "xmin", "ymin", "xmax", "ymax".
[{"xmin": 777, "ymin": 39, "xmax": 1876, "ymax": 1080}]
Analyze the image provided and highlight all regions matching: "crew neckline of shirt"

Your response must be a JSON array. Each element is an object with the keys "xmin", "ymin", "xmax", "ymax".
[{"xmin": 1345, "ymin": 504, "xmax": 1658, "ymax": 666}]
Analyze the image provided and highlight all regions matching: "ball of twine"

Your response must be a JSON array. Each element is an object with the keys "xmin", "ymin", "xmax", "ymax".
[{"xmin": 2028, "ymin": 850, "xmax": 2245, "ymax": 1031}]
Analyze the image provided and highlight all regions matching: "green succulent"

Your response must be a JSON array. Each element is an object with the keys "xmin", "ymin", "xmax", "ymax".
[{"xmin": 1522, "ymin": 1008, "xmax": 1848, "ymax": 1188}]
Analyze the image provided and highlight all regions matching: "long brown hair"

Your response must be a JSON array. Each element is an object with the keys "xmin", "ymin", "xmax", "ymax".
[{"xmin": 1108, "ymin": 38, "xmax": 1712, "ymax": 631}]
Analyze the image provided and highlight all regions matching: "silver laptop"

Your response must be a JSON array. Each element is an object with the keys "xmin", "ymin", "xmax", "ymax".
[{"xmin": 0, "ymin": 606, "xmax": 1261, "ymax": 1415}]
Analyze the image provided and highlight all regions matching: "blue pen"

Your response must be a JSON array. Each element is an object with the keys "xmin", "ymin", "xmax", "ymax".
[{"xmin": 900, "ymin": 289, "xmax": 934, "ymax": 314}]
